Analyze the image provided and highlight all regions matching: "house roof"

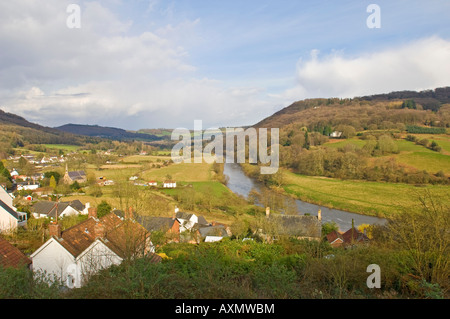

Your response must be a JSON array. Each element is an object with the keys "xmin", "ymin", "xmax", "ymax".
[
  {"xmin": 136, "ymin": 216, "xmax": 177, "ymax": 232},
  {"xmin": 197, "ymin": 215, "xmax": 209, "ymax": 226},
  {"xmin": 326, "ymin": 230, "xmax": 344, "ymax": 244},
  {"xmin": 196, "ymin": 225, "xmax": 228, "ymax": 238},
  {"xmin": 341, "ymin": 227, "xmax": 369, "ymax": 244},
  {"xmin": 175, "ymin": 211, "xmax": 193, "ymax": 220},
  {"xmin": 53, "ymin": 213, "xmax": 152, "ymax": 260},
  {"xmin": 0, "ymin": 236, "xmax": 31, "ymax": 268},
  {"xmin": 67, "ymin": 170, "xmax": 86, "ymax": 180},
  {"xmin": 32, "ymin": 201, "xmax": 70, "ymax": 218},
  {"xmin": 0, "ymin": 199, "xmax": 19, "ymax": 220},
  {"xmin": 63, "ymin": 200, "xmax": 85, "ymax": 212},
  {"xmin": 267, "ymin": 214, "xmax": 322, "ymax": 238}
]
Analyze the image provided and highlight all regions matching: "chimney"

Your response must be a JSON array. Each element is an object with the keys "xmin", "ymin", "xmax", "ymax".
[
  {"xmin": 265, "ymin": 207, "xmax": 270, "ymax": 218},
  {"xmin": 318, "ymin": 209, "xmax": 322, "ymax": 222},
  {"xmin": 172, "ymin": 206, "xmax": 178, "ymax": 219},
  {"xmin": 49, "ymin": 222, "xmax": 61, "ymax": 238},
  {"xmin": 94, "ymin": 222, "xmax": 105, "ymax": 238},
  {"xmin": 88, "ymin": 207, "xmax": 97, "ymax": 219}
]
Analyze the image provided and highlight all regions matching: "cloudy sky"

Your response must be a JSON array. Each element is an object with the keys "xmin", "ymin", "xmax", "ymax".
[{"xmin": 1, "ymin": 0, "xmax": 450, "ymax": 130}]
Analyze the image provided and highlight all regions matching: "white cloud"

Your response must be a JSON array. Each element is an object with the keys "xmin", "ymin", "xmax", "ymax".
[
  {"xmin": 1, "ymin": 1, "xmax": 449, "ymax": 131},
  {"xmin": 276, "ymin": 36, "xmax": 450, "ymax": 101},
  {"xmin": 0, "ymin": 0, "xmax": 274, "ymax": 129}
]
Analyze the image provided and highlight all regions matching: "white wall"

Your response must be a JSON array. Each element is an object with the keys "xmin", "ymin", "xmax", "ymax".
[
  {"xmin": 0, "ymin": 208, "xmax": 18, "ymax": 233},
  {"xmin": 0, "ymin": 186, "xmax": 14, "ymax": 210},
  {"xmin": 31, "ymin": 239, "xmax": 75, "ymax": 286},
  {"xmin": 77, "ymin": 240, "xmax": 122, "ymax": 288}
]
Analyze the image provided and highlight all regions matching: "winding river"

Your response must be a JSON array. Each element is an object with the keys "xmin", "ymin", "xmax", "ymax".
[{"xmin": 223, "ymin": 163, "xmax": 388, "ymax": 231}]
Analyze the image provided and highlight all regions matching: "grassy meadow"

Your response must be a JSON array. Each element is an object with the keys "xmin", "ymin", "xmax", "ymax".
[
  {"xmin": 324, "ymin": 135, "xmax": 450, "ymax": 174},
  {"xmin": 281, "ymin": 169, "xmax": 449, "ymax": 218}
]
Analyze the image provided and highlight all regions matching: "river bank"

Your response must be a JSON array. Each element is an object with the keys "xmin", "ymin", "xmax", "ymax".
[{"xmin": 223, "ymin": 163, "xmax": 388, "ymax": 230}]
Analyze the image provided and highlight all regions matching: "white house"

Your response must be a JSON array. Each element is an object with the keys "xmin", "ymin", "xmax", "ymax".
[
  {"xmin": 175, "ymin": 209, "xmax": 209, "ymax": 233},
  {"xmin": 31, "ymin": 201, "xmax": 81, "ymax": 219},
  {"xmin": 9, "ymin": 169, "xmax": 19, "ymax": 177},
  {"xmin": 31, "ymin": 210, "xmax": 159, "ymax": 288},
  {"xmin": 163, "ymin": 180, "xmax": 176, "ymax": 188},
  {"xmin": 330, "ymin": 131, "xmax": 343, "ymax": 138},
  {"xmin": 0, "ymin": 186, "xmax": 27, "ymax": 233},
  {"xmin": 0, "ymin": 185, "xmax": 14, "ymax": 209},
  {"xmin": 17, "ymin": 184, "xmax": 40, "ymax": 191},
  {"xmin": 148, "ymin": 181, "xmax": 158, "ymax": 187}
]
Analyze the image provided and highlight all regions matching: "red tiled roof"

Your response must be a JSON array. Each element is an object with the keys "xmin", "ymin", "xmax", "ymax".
[
  {"xmin": 341, "ymin": 227, "xmax": 369, "ymax": 244},
  {"xmin": 0, "ymin": 237, "xmax": 31, "ymax": 268},
  {"xmin": 326, "ymin": 230, "xmax": 343, "ymax": 244},
  {"xmin": 55, "ymin": 213, "xmax": 154, "ymax": 260}
]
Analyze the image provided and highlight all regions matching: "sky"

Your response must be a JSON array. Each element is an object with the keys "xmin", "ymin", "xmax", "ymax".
[{"xmin": 0, "ymin": 0, "xmax": 450, "ymax": 130}]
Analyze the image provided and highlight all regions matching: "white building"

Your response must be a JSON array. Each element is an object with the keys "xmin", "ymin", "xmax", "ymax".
[
  {"xmin": 0, "ymin": 186, "xmax": 27, "ymax": 233},
  {"xmin": 163, "ymin": 180, "xmax": 176, "ymax": 188},
  {"xmin": 31, "ymin": 211, "xmax": 159, "ymax": 288}
]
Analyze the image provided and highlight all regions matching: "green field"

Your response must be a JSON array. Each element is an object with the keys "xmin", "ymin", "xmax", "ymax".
[
  {"xmin": 282, "ymin": 169, "xmax": 449, "ymax": 218},
  {"xmin": 44, "ymin": 144, "xmax": 81, "ymax": 151},
  {"xmin": 324, "ymin": 137, "xmax": 450, "ymax": 174},
  {"xmin": 141, "ymin": 162, "xmax": 213, "ymax": 182},
  {"xmin": 324, "ymin": 138, "xmax": 366, "ymax": 149}
]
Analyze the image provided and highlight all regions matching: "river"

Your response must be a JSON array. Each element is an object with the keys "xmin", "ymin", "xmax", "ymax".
[{"xmin": 223, "ymin": 163, "xmax": 388, "ymax": 231}]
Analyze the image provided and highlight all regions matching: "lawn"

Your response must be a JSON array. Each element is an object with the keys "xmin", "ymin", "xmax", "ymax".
[{"xmin": 282, "ymin": 169, "xmax": 449, "ymax": 218}]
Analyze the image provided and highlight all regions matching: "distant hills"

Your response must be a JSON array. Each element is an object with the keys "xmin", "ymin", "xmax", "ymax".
[
  {"xmin": 0, "ymin": 109, "xmax": 88, "ymax": 146},
  {"xmin": 55, "ymin": 123, "xmax": 162, "ymax": 141}
]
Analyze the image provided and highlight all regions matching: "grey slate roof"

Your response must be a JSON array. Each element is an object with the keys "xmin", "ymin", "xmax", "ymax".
[
  {"xmin": 0, "ymin": 200, "xmax": 19, "ymax": 220},
  {"xmin": 32, "ymin": 201, "xmax": 70, "ymax": 218},
  {"xmin": 196, "ymin": 225, "xmax": 228, "ymax": 238},
  {"xmin": 62, "ymin": 200, "xmax": 85, "ymax": 211},
  {"xmin": 197, "ymin": 215, "xmax": 209, "ymax": 226},
  {"xmin": 175, "ymin": 211, "xmax": 192, "ymax": 220},
  {"xmin": 67, "ymin": 170, "xmax": 86, "ymax": 181},
  {"xmin": 136, "ymin": 216, "xmax": 177, "ymax": 232}
]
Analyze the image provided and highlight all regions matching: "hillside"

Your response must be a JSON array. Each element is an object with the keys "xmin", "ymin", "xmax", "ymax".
[
  {"xmin": 0, "ymin": 108, "xmax": 92, "ymax": 148},
  {"xmin": 254, "ymin": 87, "xmax": 450, "ymax": 129},
  {"xmin": 56, "ymin": 124, "xmax": 162, "ymax": 142}
]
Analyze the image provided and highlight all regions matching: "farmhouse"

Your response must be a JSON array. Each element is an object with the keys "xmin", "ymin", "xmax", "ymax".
[
  {"xmin": 30, "ymin": 208, "xmax": 159, "ymax": 288},
  {"xmin": 330, "ymin": 131, "xmax": 343, "ymax": 138}
]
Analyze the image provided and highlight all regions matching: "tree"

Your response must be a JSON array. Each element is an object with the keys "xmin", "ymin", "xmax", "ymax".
[
  {"xmin": 379, "ymin": 191, "xmax": 449, "ymax": 288},
  {"xmin": 377, "ymin": 135, "xmax": 399, "ymax": 154},
  {"xmin": 97, "ymin": 200, "xmax": 112, "ymax": 218},
  {"xmin": 321, "ymin": 221, "xmax": 339, "ymax": 237},
  {"xmin": 303, "ymin": 131, "xmax": 310, "ymax": 150},
  {"xmin": 49, "ymin": 176, "xmax": 57, "ymax": 189}
]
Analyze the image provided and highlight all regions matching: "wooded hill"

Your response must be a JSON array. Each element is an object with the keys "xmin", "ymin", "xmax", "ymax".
[
  {"xmin": 0, "ymin": 109, "xmax": 97, "ymax": 149},
  {"xmin": 254, "ymin": 87, "xmax": 450, "ymax": 130},
  {"xmin": 56, "ymin": 123, "xmax": 162, "ymax": 142}
]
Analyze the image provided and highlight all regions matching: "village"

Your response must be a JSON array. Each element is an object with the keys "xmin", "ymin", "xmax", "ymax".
[{"xmin": 0, "ymin": 149, "xmax": 370, "ymax": 290}]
